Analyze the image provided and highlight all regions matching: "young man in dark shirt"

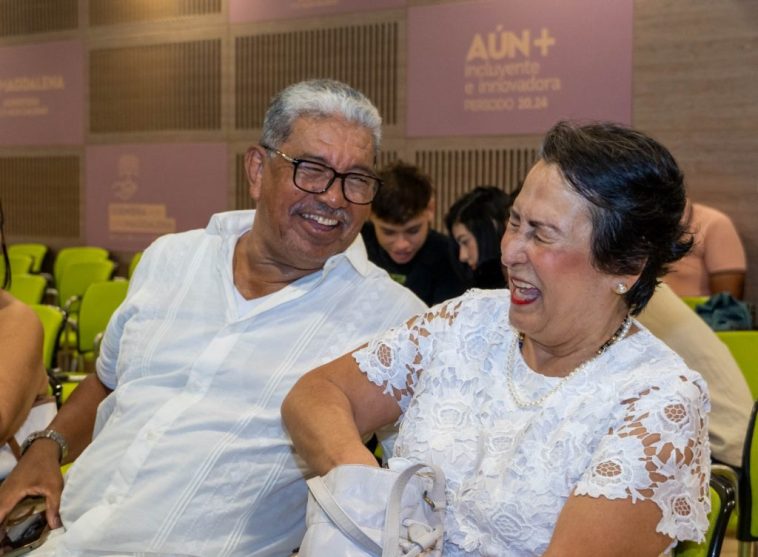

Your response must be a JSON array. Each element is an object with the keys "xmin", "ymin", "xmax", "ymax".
[{"xmin": 361, "ymin": 162, "xmax": 467, "ymax": 306}]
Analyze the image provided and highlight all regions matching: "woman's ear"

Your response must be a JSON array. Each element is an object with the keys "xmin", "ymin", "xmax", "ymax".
[{"xmin": 611, "ymin": 266, "xmax": 645, "ymax": 297}]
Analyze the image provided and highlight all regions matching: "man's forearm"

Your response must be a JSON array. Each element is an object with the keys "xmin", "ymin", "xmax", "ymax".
[{"xmin": 45, "ymin": 373, "xmax": 112, "ymax": 463}]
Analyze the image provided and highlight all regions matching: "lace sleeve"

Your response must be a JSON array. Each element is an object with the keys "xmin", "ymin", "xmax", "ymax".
[
  {"xmin": 574, "ymin": 373, "xmax": 711, "ymax": 547},
  {"xmin": 352, "ymin": 297, "xmax": 465, "ymax": 412}
]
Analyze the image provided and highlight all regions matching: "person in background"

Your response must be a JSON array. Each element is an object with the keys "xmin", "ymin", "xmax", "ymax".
[
  {"xmin": 283, "ymin": 121, "xmax": 710, "ymax": 556},
  {"xmin": 361, "ymin": 161, "xmax": 467, "ymax": 306},
  {"xmin": 445, "ymin": 185, "xmax": 512, "ymax": 289},
  {"xmin": 638, "ymin": 282, "xmax": 752, "ymax": 468},
  {"xmin": 0, "ymin": 200, "xmax": 56, "ymax": 482},
  {"xmin": 0, "ymin": 80, "xmax": 424, "ymax": 557},
  {"xmin": 665, "ymin": 200, "xmax": 747, "ymax": 299}
]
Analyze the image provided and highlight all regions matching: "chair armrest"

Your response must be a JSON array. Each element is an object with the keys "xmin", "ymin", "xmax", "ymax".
[
  {"xmin": 711, "ymin": 463, "xmax": 740, "ymax": 510},
  {"xmin": 44, "ymin": 286, "xmax": 58, "ymax": 306},
  {"xmin": 47, "ymin": 371, "xmax": 64, "ymax": 409},
  {"xmin": 62, "ymin": 295, "xmax": 82, "ymax": 314}
]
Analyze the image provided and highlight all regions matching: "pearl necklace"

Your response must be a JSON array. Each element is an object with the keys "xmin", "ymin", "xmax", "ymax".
[{"xmin": 506, "ymin": 315, "xmax": 633, "ymax": 409}]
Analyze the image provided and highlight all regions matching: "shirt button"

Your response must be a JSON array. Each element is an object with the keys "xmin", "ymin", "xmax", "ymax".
[
  {"xmin": 106, "ymin": 494, "xmax": 118, "ymax": 504},
  {"xmin": 146, "ymin": 430, "xmax": 159, "ymax": 441}
]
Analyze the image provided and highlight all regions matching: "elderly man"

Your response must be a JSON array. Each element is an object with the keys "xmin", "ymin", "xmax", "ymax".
[{"xmin": 0, "ymin": 80, "xmax": 425, "ymax": 556}]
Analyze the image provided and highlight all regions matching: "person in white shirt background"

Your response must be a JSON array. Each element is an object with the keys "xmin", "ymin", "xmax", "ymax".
[{"xmin": 0, "ymin": 79, "xmax": 425, "ymax": 557}]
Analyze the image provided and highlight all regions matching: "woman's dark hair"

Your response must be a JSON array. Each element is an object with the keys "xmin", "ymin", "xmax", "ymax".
[
  {"xmin": 445, "ymin": 186, "xmax": 512, "ymax": 267},
  {"xmin": 0, "ymin": 200, "xmax": 10, "ymax": 290},
  {"xmin": 539, "ymin": 121, "xmax": 692, "ymax": 315}
]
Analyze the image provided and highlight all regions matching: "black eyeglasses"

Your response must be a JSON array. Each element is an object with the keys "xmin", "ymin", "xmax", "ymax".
[{"xmin": 261, "ymin": 144, "xmax": 381, "ymax": 205}]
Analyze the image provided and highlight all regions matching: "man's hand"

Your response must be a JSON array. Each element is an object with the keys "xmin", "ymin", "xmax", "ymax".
[
  {"xmin": 0, "ymin": 373, "xmax": 113, "ymax": 531},
  {"xmin": 0, "ymin": 439, "xmax": 65, "ymax": 530}
]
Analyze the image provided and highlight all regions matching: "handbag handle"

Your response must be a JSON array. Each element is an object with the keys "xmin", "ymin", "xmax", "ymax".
[
  {"xmin": 307, "ymin": 474, "xmax": 383, "ymax": 556},
  {"xmin": 382, "ymin": 463, "xmax": 446, "ymax": 557},
  {"xmin": 306, "ymin": 463, "xmax": 446, "ymax": 557}
]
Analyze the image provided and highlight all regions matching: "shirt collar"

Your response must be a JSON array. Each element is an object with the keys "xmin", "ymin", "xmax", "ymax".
[{"xmin": 205, "ymin": 210, "xmax": 373, "ymax": 278}]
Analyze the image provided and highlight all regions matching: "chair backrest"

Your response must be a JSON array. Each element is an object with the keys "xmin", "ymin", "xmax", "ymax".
[
  {"xmin": 674, "ymin": 475, "xmax": 736, "ymax": 557},
  {"xmin": 77, "ymin": 280, "xmax": 129, "ymax": 353},
  {"xmin": 738, "ymin": 400, "xmax": 758, "ymax": 543},
  {"xmin": 716, "ymin": 330, "xmax": 758, "ymax": 398},
  {"xmin": 58, "ymin": 259, "xmax": 116, "ymax": 311},
  {"xmin": 29, "ymin": 304, "xmax": 67, "ymax": 371},
  {"xmin": 8, "ymin": 243, "xmax": 48, "ymax": 273},
  {"xmin": 0, "ymin": 254, "xmax": 33, "ymax": 287},
  {"xmin": 53, "ymin": 246, "xmax": 109, "ymax": 287},
  {"xmin": 9, "ymin": 253, "xmax": 33, "ymax": 275},
  {"xmin": 8, "ymin": 273, "xmax": 47, "ymax": 305}
]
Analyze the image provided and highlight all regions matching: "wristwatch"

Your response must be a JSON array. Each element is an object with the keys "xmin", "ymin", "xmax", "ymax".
[{"xmin": 20, "ymin": 429, "xmax": 69, "ymax": 463}]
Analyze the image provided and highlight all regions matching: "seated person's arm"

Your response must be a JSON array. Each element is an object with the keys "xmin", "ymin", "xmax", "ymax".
[
  {"xmin": 544, "ymin": 495, "xmax": 671, "ymax": 557},
  {"xmin": 702, "ymin": 209, "xmax": 746, "ymax": 299},
  {"xmin": 282, "ymin": 350, "xmax": 402, "ymax": 476},
  {"xmin": 0, "ymin": 297, "xmax": 46, "ymax": 444},
  {"xmin": 544, "ymin": 374, "xmax": 710, "ymax": 557},
  {"xmin": 0, "ymin": 374, "xmax": 112, "ymax": 529},
  {"xmin": 44, "ymin": 374, "xmax": 112, "ymax": 463},
  {"xmin": 709, "ymin": 270, "xmax": 745, "ymax": 299}
]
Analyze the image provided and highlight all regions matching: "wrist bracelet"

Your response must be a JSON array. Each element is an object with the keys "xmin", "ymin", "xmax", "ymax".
[{"xmin": 19, "ymin": 429, "xmax": 69, "ymax": 463}]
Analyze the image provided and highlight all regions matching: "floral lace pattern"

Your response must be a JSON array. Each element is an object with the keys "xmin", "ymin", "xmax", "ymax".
[{"xmin": 354, "ymin": 289, "xmax": 711, "ymax": 556}]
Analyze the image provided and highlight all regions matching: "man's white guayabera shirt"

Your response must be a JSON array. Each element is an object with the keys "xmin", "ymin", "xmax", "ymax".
[{"xmin": 37, "ymin": 211, "xmax": 425, "ymax": 557}]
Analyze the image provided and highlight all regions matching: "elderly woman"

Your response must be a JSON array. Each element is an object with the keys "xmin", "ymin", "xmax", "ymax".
[
  {"xmin": 445, "ymin": 185, "xmax": 512, "ymax": 289},
  {"xmin": 282, "ymin": 122, "xmax": 709, "ymax": 556},
  {"xmin": 0, "ymin": 201, "xmax": 55, "ymax": 481}
]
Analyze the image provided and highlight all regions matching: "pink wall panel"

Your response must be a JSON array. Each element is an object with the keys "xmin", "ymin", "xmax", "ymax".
[
  {"xmin": 407, "ymin": 0, "xmax": 633, "ymax": 137},
  {"xmin": 0, "ymin": 40, "xmax": 84, "ymax": 146},
  {"xmin": 86, "ymin": 143, "xmax": 229, "ymax": 251}
]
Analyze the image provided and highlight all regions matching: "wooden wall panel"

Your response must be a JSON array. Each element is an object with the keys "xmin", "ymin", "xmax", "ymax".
[
  {"xmin": 0, "ymin": 156, "xmax": 79, "ymax": 237},
  {"xmin": 235, "ymin": 22, "xmax": 398, "ymax": 129},
  {"xmin": 89, "ymin": 0, "xmax": 221, "ymax": 26},
  {"xmin": 0, "ymin": 0, "xmax": 77, "ymax": 36},
  {"xmin": 377, "ymin": 150, "xmax": 398, "ymax": 170},
  {"xmin": 234, "ymin": 153, "xmax": 255, "ymax": 211},
  {"xmin": 416, "ymin": 148, "xmax": 537, "ymax": 230},
  {"xmin": 90, "ymin": 40, "xmax": 221, "ymax": 132},
  {"xmin": 634, "ymin": 0, "xmax": 758, "ymax": 303}
]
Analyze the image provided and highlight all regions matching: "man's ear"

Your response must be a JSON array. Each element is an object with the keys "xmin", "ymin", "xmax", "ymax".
[
  {"xmin": 424, "ymin": 196, "xmax": 437, "ymax": 222},
  {"xmin": 245, "ymin": 146, "xmax": 266, "ymax": 201}
]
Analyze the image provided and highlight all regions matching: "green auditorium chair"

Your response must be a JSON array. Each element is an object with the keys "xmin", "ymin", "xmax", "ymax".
[
  {"xmin": 8, "ymin": 243, "xmax": 48, "ymax": 273},
  {"xmin": 9, "ymin": 273, "xmax": 47, "ymax": 305},
  {"xmin": 674, "ymin": 474, "xmax": 736, "ymax": 557}
]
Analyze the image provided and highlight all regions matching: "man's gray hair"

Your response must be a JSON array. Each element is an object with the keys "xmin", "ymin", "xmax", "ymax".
[{"xmin": 260, "ymin": 79, "xmax": 382, "ymax": 157}]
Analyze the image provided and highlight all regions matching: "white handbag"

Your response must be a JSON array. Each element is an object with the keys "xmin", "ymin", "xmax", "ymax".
[{"xmin": 298, "ymin": 461, "xmax": 446, "ymax": 557}]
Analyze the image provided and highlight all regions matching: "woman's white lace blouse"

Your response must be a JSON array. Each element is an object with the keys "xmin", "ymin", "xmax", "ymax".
[{"xmin": 353, "ymin": 289, "xmax": 711, "ymax": 556}]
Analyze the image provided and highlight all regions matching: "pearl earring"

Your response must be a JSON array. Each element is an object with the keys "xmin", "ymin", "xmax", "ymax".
[{"xmin": 614, "ymin": 283, "xmax": 628, "ymax": 295}]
